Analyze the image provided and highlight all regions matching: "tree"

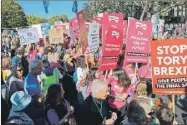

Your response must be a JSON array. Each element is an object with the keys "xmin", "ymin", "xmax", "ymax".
[
  {"xmin": 48, "ymin": 15, "xmax": 69, "ymax": 25},
  {"xmin": 83, "ymin": 1, "xmax": 186, "ymax": 21},
  {"xmin": 27, "ymin": 15, "xmax": 47, "ymax": 25},
  {"xmin": 2, "ymin": 0, "xmax": 28, "ymax": 28}
]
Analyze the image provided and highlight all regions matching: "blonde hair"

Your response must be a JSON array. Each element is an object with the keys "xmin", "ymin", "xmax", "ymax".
[
  {"xmin": 2, "ymin": 57, "xmax": 11, "ymax": 70},
  {"xmin": 137, "ymin": 81, "xmax": 147, "ymax": 96}
]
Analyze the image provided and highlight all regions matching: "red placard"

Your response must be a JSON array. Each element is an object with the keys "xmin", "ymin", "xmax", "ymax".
[
  {"xmin": 70, "ymin": 17, "xmax": 79, "ymax": 32},
  {"xmin": 125, "ymin": 18, "xmax": 152, "ymax": 63},
  {"xmin": 102, "ymin": 13, "xmax": 124, "ymax": 45},
  {"xmin": 77, "ymin": 10, "xmax": 88, "ymax": 53},
  {"xmin": 77, "ymin": 9, "xmax": 86, "ymax": 29},
  {"xmin": 151, "ymin": 38, "xmax": 187, "ymax": 95},
  {"xmin": 99, "ymin": 27, "xmax": 123, "ymax": 71}
]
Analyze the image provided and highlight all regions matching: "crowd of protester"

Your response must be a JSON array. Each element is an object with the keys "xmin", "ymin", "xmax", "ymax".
[{"xmin": 1, "ymin": 31, "xmax": 187, "ymax": 125}]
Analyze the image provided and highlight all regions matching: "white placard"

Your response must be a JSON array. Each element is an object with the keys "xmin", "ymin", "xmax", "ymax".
[
  {"xmin": 87, "ymin": 23, "xmax": 100, "ymax": 53},
  {"xmin": 18, "ymin": 27, "xmax": 39, "ymax": 45},
  {"xmin": 32, "ymin": 24, "xmax": 43, "ymax": 38}
]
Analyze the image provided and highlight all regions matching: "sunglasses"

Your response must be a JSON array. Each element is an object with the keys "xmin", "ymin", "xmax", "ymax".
[{"xmin": 17, "ymin": 69, "xmax": 23, "ymax": 72}]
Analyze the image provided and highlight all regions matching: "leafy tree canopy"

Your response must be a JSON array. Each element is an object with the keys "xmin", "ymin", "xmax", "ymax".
[{"xmin": 2, "ymin": 0, "xmax": 28, "ymax": 28}]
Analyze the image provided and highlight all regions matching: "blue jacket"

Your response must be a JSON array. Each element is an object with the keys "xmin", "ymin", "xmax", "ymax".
[{"xmin": 11, "ymin": 56, "xmax": 21, "ymax": 68}]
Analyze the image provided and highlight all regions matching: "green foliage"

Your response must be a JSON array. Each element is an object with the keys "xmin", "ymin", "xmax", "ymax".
[
  {"xmin": 27, "ymin": 15, "xmax": 47, "ymax": 25},
  {"xmin": 83, "ymin": 1, "xmax": 186, "ymax": 21},
  {"xmin": 48, "ymin": 15, "xmax": 69, "ymax": 25},
  {"xmin": 2, "ymin": 0, "xmax": 28, "ymax": 28}
]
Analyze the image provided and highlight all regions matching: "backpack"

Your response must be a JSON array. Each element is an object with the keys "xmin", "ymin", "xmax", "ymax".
[
  {"xmin": 1, "ymin": 74, "xmax": 12, "ymax": 102},
  {"xmin": 73, "ymin": 71, "xmax": 78, "ymax": 83}
]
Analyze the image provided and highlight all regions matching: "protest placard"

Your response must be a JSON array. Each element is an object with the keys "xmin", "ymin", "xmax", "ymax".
[
  {"xmin": 41, "ymin": 23, "xmax": 51, "ymax": 38},
  {"xmin": 88, "ymin": 23, "xmax": 100, "ymax": 53},
  {"xmin": 48, "ymin": 28, "xmax": 64, "ymax": 44},
  {"xmin": 125, "ymin": 18, "xmax": 152, "ymax": 63},
  {"xmin": 77, "ymin": 9, "xmax": 86, "ymax": 29},
  {"xmin": 151, "ymin": 38, "xmax": 187, "ymax": 95},
  {"xmin": 102, "ymin": 13, "xmax": 124, "ymax": 45},
  {"xmin": 151, "ymin": 15, "xmax": 165, "ymax": 39},
  {"xmin": 32, "ymin": 24, "xmax": 43, "ymax": 38},
  {"xmin": 77, "ymin": 9, "xmax": 88, "ymax": 53},
  {"xmin": 100, "ymin": 27, "xmax": 123, "ymax": 71},
  {"xmin": 90, "ymin": 17, "xmax": 102, "ymax": 38},
  {"xmin": 69, "ymin": 17, "xmax": 80, "ymax": 41},
  {"xmin": 79, "ymin": 27, "xmax": 88, "ymax": 53},
  {"xmin": 18, "ymin": 27, "xmax": 39, "ymax": 45}
]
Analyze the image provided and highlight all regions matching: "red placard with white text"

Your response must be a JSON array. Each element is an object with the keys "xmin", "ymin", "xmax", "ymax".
[
  {"xmin": 100, "ymin": 27, "xmax": 123, "ymax": 71},
  {"xmin": 102, "ymin": 13, "xmax": 124, "ymax": 45},
  {"xmin": 125, "ymin": 18, "xmax": 152, "ymax": 63},
  {"xmin": 151, "ymin": 39, "xmax": 187, "ymax": 95}
]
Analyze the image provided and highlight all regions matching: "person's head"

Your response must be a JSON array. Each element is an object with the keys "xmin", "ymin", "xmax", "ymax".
[
  {"xmin": 72, "ymin": 47, "xmax": 76, "ymax": 53},
  {"xmin": 57, "ymin": 43, "xmax": 62, "ymax": 51},
  {"xmin": 137, "ymin": 98, "xmax": 153, "ymax": 117},
  {"xmin": 77, "ymin": 55, "xmax": 86, "ymax": 69},
  {"xmin": 2, "ymin": 57, "xmax": 11, "ymax": 70},
  {"xmin": 156, "ymin": 105, "xmax": 174, "ymax": 125},
  {"xmin": 126, "ymin": 63, "xmax": 134, "ymax": 68},
  {"xmin": 112, "ymin": 68, "xmax": 131, "ymax": 90},
  {"xmin": 63, "ymin": 54, "xmax": 72, "ymax": 64},
  {"xmin": 136, "ymin": 81, "xmax": 147, "ymax": 97},
  {"xmin": 54, "ymin": 52, "xmax": 60, "ymax": 63},
  {"xmin": 87, "ymin": 67, "xmax": 99, "ymax": 81},
  {"xmin": 29, "ymin": 59, "xmax": 42, "ymax": 75},
  {"xmin": 42, "ymin": 60, "xmax": 50, "ymax": 69},
  {"xmin": 39, "ymin": 47, "xmax": 45, "ymax": 55},
  {"xmin": 91, "ymin": 79, "xmax": 108, "ymax": 100},
  {"xmin": 12, "ymin": 64, "xmax": 24, "ymax": 79},
  {"xmin": 146, "ymin": 80, "xmax": 153, "ymax": 96},
  {"xmin": 15, "ymin": 47, "xmax": 23, "ymax": 58},
  {"xmin": 46, "ymin": 84, "xmax": 65, "ymax": 105},
  {"xmin": 30, "ymin": 43, "xmax": 36, "ymax": 50},
  {"xmin": 127, "ymin": 100, "xmax": 147, "ymax": 125}
]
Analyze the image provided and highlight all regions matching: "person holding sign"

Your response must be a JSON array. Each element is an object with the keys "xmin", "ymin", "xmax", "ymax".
[{"xmin": 107, "ymin": 68, "xmax": 134, "ymax": 125}]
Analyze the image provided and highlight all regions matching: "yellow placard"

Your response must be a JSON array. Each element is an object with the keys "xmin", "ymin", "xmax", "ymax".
[{"xmin": 48, "ymin": 28, "xmax": 64, "ymax": 44}]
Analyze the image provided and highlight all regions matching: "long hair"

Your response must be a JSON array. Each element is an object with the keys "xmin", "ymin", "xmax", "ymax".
[
  {"xmin": 113, "ymin": 68, "xmax": 131, "ymax": 90},
  {"xmin": 77, "ymin": 55, "xmax": 86, "ymax": 69},
  {"xmin": 45, "ymin": 84, "xmax": 62, "ymax": 106}
]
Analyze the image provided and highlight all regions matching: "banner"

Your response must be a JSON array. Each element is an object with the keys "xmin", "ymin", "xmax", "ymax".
[
  {"xmin": 90, "ymin": 17, "xmax": 102, "ymax": 38},
  {"xmin": 100, "ymin": 27, "xmax": 123, "ymax": 71},
  {"xmin": 41, "ymin": 23, "xmax": 51, "ymax": 38},
  {"xmin": 77, "ymin": 9, "xmax": 86, "ymax": 29},
  {"xmin": 18, "ymin": 27, "xmax": 39, "ymax": 45},
  {"xmin": 77, "ymin": 9, "xmax": 88, "ymax": 53},
  {"xmin": 151, "ymin": 15, "xmax": 165, "ymax": 39},
  {"xmin": 125, "ymin": 18, "xmax": 152, "ymax": 63},
  {"xmin": 151, "ymin": 38, "xmax": 187, "ymax": 95},
  {"xmin": 88, "ymin": 23, "xmax": 100, "ymax": 53},
  {"xmin": 48, "ymin": 28, "xmax": 64, "ymax": 44},
  {"xmin": 70, "ymin": 17, "xmax": 79, "ymax": 32},
  {"xmin": 102, "ymin": 13, "xmax": 124, "ymax": 45},
  {"xmin": 32, "ymin": 24, "xmax": 43, "ymax": 38}
]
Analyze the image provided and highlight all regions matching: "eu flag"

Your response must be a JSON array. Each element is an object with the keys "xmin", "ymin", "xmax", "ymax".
[
  {"xmin": 43, "ymin": 1, "xmax": 49, "ymax": 14},
  {"xmin": 72, "ymin": 1, "xmax": 78, "ymax": 14}
]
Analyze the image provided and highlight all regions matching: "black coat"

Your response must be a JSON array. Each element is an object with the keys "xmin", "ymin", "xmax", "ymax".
[{"xmin": 75, "ymin": 96, "xmax": 111, "ymax": 125}]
